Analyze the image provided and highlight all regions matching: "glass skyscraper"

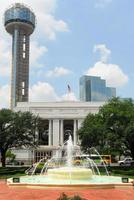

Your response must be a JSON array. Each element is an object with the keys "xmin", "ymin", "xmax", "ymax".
[
  {"xmin": 79, "ymin": 75, "xmax": 116, "ymax": 102},
  {"xmin": 4, "ymin": 3, "xmax": 36, "ymax": 109}
]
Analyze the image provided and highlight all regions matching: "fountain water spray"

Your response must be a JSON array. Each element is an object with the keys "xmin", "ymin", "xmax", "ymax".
[
  {"xmin": 90, "ymin": 147, "xmax": 109, "ymax": 176},
  {"xmin": 10, "ymin": 135, "xmax": 128, "ymax": 188},
  {"xmin": 66, "ymin": 135, "xmax": 73, "ymax": 168}
]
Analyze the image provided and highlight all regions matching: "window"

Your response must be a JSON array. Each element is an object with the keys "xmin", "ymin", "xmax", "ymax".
[
  {"xmin": 22, "ymin": 81, "xmax": 25, "ymax": 88},
  {"xmin": 22, "ymin": 88, "xmax": 25, "ymax": 95},
  {"xmin": 23, "ymin": 43, "xmax": 26, "ymax": 51},
  {"xmin": 23, "ymin": 35, "xmax": 26, "ymax": 42},
  {"xmin": 23, "ymin": 52, "xmax": 25, "ymax": 58}
]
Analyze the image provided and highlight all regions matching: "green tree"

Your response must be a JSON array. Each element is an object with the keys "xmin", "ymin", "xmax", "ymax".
[
  {"xmin": 6, "ymin": 150, "xmax": 16, "ymax": 162},
  {"xmin": 78, "ymin": 113, "xmax": 105, "ymax": 154},
  {"xmin": 37, "ymin": 118, "xmax": 48, "ymax": 145},
  {"xmin": 78, "ymin": 97, "xmax": 134, "ymax": 159},
  {"xmin": 99, "ymin": 97, "xmax": 134, "ymax": 158},
  {"xmin": 0, "ymin": 109, "xmax": 39, "ymax": 167},
  {"xmin": 124, "ymin": 121, "xmax": 134, "ymax": 158}
]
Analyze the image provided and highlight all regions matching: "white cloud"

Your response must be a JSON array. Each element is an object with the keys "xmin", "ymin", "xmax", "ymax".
[
  {"xmin": 61, "ymin": 85, "xmax": 77, "ymax": 101},
  {"xmin": 31, "ymin": 0, "xmax": 69, "ymax": 40},
  {"xmin": 28, "ymin": 0, "xmax": 57, "ymax": 14},
  {"xmin": 46, "ymin": 67, "xmax": 72, "ymax": 77},
  {"xmin": 61, "ymin": 92, "xmax": 77, "ymax": 101},
  {"xmin": 86, "ymin": 44, "xmax": 128, "ymax": 88},
  {"xmin": 0, "ymin": 39, "xmax": 11, "ymax": 77},
  {"xmin": 0, "ymin": 85, "xmax": 10, "ymax": 108},
  {"xmin": 0, "ymin": 81, "xmax": 78, "ymax": 108},
  {"xmin": 29, "ymin": 82, "xmax": 77, "ymax": 102},
  {"xmin": 93, "ymin": 44, "xmax": 111, "ymax": 63},
  {"xmin": 0, "ymin": 67, "xmax": 10, "ymax": 77},
  {"xmin": 87, "ymin": 62, "xmax": 128, "ymax": 88},
  {"xmin": 30, "ymin": 41, "xmax": 48, "ymax": 68},
  {"xmin": 37, "ymin": 13, "xmax": 68, "ymax": 40},
  {"xmin": 95, "ymin": 0, "xmax": 112, "ymax": 8},
  {"xmin": 29, "ymin": 82, "xmax": 60, "ymax": 102}
]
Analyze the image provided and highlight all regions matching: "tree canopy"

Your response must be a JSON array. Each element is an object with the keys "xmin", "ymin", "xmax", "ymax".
[
  {"xmin": 78, "ymin": 97, "xmax": 134, "ymax": 159},
  {"xmin": 0, "ymin": 109, "xmax": 39, "ymax": 167}
]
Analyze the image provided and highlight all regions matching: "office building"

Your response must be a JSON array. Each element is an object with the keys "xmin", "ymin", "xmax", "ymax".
[
  {"xmin": 79, "ymin": 75, "xmax": 116, "ymax": 102},
  {"xmin": 4, "ymin": 3, "xmax": 36, "ymax": 109},
  {"xmin": 14, "ymin": 101, "xmax": 104, "ymax": 164}
]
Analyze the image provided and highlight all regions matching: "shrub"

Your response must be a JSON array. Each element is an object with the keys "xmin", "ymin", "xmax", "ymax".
[
  {"xmin": 57, "ymin": 193, "xmax": 69, "ymax": 200},
  {"xmin": 70, "ymin": 195, "xmax": 86, "ymax": 200},
  {"xmin": 57, "ymin": 193, "xmax": 87, "ymax": 200}
]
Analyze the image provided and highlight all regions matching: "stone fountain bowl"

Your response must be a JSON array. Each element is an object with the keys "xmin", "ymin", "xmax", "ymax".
[{"xmin": 47, "ymin": 167, "xmax": 92, "ymax": 180}]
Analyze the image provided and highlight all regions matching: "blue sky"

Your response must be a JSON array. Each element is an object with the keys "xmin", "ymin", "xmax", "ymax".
[{"xmin": 0, "ymin": 0, "xmax": 134, "ymax": 108}]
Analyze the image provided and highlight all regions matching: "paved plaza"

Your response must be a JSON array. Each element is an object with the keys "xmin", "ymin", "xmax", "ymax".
[{"xmin": 0, "ymin": 180, "xmax": 134, "ymax": 200}]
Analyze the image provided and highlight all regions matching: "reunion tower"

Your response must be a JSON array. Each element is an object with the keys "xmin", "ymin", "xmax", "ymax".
[{"xmin": 4, "ymin": 3, "xmax": 36, "ymax": 109}]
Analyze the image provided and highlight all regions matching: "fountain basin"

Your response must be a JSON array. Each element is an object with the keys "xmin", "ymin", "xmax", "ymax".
[
  {"xmin": 48, "ymin": 167, "xmax": 92, "ymax": 180},
  {"xmin": 7, "ymin": 175, "xmax": 133, "ymax": 190}
]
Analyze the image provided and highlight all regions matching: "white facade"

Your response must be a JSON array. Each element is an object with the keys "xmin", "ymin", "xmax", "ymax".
[{"xmin": 14, "ymin": 101, "xmax": 105, "ymax": 164}]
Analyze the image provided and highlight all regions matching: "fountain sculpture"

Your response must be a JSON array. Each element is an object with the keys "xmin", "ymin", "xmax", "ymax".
[
  {"xmin": 46, "ymin": 135, "xmax": 92, "ymax": 181},
  {"xmin": 7, "ymin": 135, "xmax": 132, "ymax": 189}
]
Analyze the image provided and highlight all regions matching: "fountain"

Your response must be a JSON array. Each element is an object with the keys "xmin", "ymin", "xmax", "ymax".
[
  {"xmin": 46, "ymin": 135, "xmax": 92, "ymax": 181},
  {"xmin": 7, "ymin": 135, "xmax": 133, "ymax": 189}
]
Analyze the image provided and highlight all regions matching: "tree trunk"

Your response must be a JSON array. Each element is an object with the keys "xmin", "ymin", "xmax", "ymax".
[
  {"xmin": 1, "ymin": 149, "xmax": 6, "ymax": 167},
  {"xmin": 130, "ymin": 147, "xmax": 134, "ymax": 160}
]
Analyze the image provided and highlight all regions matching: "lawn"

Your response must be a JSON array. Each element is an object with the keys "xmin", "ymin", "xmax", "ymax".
[
  {"xmin": 99, "ymin": 166, "xmax": 134, "ymax": 178},
  {"xmin": 0, "ymin": 167, "xmax": 27, "ymax": 179},
  {"xmin": 0, "ymin": 166, "xmax": 134, "ymax": 179}
]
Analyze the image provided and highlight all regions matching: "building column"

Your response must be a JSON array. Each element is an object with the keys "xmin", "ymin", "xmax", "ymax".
[
  {"xmin": 73, "ymin": 119, "xmax": 77, "ymax": 145},
  {"xmin": 49, "ymin": 119, "xmax": 52, "ymax": 146},
  {"xmin": 53, "ymin": 119, "xmax": 60, "ymax": 146},
  {"xmin": 78, "ymin": 119, "xmax": 83, "ymax": 129},
  {"xmin": 77, "ymin": 119, "xmax": 83, "ymax": 145},
  {"xmin": 60, "ymin": 119, "xmax": 64, "ymax": 145}
]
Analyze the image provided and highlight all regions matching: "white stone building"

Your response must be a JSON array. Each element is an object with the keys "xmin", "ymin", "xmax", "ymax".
[{"xmin": 14, "ymin": 101, "xmax": 104, "ymax": 164}]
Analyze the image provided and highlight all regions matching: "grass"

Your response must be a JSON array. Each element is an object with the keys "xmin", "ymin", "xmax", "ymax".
[
  {"xmin": 0, "ymin": 167, "xmax": 28, "ymax": 179},
  {"xmin": 0, "ymin": 166, "xmax": 134, "ymax": 179},
  {"xmin": 99, "ymin": 166, "xmax": 134, "ymax": 178}
]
